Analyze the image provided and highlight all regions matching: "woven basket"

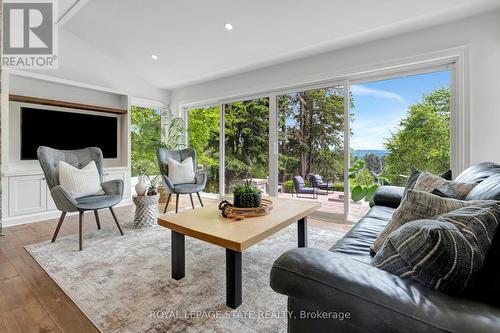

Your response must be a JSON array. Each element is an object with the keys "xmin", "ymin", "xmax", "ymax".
[{"xmin": 223, "ymin": 198, "xmax": 273, "ymax": 220}]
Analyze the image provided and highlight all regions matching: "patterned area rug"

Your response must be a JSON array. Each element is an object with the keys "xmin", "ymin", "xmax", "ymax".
[{"xmin": 25, "ymin": 216, "xmax": 345, "ymax": 333}]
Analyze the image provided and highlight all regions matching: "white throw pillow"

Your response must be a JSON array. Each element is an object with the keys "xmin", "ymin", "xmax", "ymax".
[
  {"xmin": 168, "ymin": 157, "xmax": 195, "ymax": 184},
  {"xmin": 59, "ymin": 161, "xmax": 104, "ymax": 199}
]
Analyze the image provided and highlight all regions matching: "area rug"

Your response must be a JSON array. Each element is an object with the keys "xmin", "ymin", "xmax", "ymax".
[{"xmin": 25, "ymin": 216, "xmax": 345, "ymax": 333}]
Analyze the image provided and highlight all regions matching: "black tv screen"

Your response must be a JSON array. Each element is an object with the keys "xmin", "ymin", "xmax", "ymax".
[{"xmin": 21, "ymin": 107, "xmax": 118, "ymax": 160}]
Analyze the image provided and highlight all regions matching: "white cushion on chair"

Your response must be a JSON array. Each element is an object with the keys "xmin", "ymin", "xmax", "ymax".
[
  {"xmin": 168, "ymin": 157, "xmax": 195, "ymax": 184},
  {"xmin": 59, "ymin": 161, "xmax": 104, "ymax": 199}
]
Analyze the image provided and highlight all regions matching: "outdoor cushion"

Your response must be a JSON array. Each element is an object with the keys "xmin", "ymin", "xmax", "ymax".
[{"xmin": 292, "ymin": 176, "xmax": 306, "ymax": 190}]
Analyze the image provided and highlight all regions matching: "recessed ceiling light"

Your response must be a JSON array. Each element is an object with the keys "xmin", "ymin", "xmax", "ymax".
[
  {"xmin": 151, "ymin": 54, "xmax": 158, "ymax": 60},
  {"xmin": 224, "ymin": 23, "xmax": 233, "ymax": 31}
]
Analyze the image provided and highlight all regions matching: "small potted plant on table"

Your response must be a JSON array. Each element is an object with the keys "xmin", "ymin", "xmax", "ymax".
[{"xmin": 233, "ymin": 179, "xmax": 262, "ymax": 208}]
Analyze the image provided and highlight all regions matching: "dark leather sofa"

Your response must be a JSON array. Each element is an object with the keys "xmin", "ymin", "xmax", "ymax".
[{"xmin": 270, "ymin": 162, "xmax": 500, "ymax": 333}]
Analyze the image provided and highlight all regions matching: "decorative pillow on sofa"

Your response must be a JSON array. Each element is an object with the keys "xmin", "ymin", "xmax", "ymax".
[
  {"xmin": 371, "ymin": 201, "xmax": 500, "ymax": 294},
  {"xmin": 59, "ymin": 161, "xmax": 104, "ymax": 199},
  {"xmin": 403, "ymin": 168, "xmax": 452, "ymax": 198},
  {"xmin": 414, "ymin": 172, "xmax": 476, "ymax": 200},
  {"xmin": 370, "ymin": 190, "xmax": 478, "ymax": 254},
  {"xmin": 167, "ymin": 157, "xmax": 195, "ymax": 184}
]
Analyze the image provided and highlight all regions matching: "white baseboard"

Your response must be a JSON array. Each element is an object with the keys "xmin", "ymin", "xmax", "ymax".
[{"xmin": 2, "ymin": 199, "xmax": 133, "ymax": 227}]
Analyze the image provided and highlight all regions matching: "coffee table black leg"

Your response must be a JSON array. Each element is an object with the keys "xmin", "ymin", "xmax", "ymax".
[
  {"xmin": 298, "ymin": 217, "xmax": 308, "ymax": 248},
  {"xmin": 226, "ymin": 249, "xmax": 242, "ymax": 309},
  {"xmin": 171, "ymin": 231, "xmax": 185, "ymax": 280}
]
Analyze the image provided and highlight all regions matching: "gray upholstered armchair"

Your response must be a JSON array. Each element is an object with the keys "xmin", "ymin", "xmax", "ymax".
[
  {"xmin": 157, "ymin": 148, "xmax": 207, "ymax": 213},
  {"xmin": 37, "ymin": 146, "xmax": 124, "ymax": 251}
]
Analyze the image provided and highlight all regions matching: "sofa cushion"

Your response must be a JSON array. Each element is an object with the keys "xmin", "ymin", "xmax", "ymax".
[
  {"xmin": 403, "ymin": 168, "xmax": 453, "ymax": 198},
  {"xmin": 271, "ymin": 247, "xmax": 500, "ymax": 333},
  {"xmin": 465, "ymin": 174, "xmax": 500, "ymax": 201},
  {"xmin": 372, "ymin": 201, "xmax": 500, "ymax": 294},
  {"xmin": 414, "ymin": 172, "xmax": 477, "ymax": 200},
  {"xmin": 330, "ymin": 206, "xmax": 395, "ymax": 263},
  {"xmin": 371, "ymin": 190, "xmax": 478, "ymax": 254},
  {"xmin": 455, "ymin": 161, "xmax": 500, "ymax": 183}
]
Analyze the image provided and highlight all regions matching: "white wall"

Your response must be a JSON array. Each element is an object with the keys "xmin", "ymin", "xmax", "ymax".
[
  {"xmin": 24, "ymin": 28, "xmax": 170, "ymax": 103},
  {"xmin": 10, "ymin": 75, "xmax": 125, "ymax": 109},
  {"xmin": 170, "ymin": 10, "xmax": 500, "ymax": 166}
]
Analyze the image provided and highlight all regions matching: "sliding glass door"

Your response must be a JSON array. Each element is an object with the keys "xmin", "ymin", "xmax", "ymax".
[
  {"xmin": 186, "ymin": 105, "xmax": 220, "ymax": 196},
  {"xmin": 224, "ymin": 98, "xmax": 270, "ymax": 196},
  {"xmin": 184, "ymin": 65, "xmax": 455, "ymax": 221},
  {"xmin": 348, "ymin": 69, "xmax": 452, "ymax": 221},
  {"xmin": 277, "ymin": 85, "xmax": 347, "ymax": 218}
]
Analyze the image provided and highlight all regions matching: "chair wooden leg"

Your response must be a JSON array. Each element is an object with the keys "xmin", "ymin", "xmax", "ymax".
[
  {"xmin": 175, "ymin": 194, "xmax": 179, "ymax": 213},
  {"xmin": 94, "ymin": 210, "xmax": 101, "ymax": 230},
  {"xmin": 109, "ymin": 207, "xmax": 124, "ymax": 235},
  {"xmin": 196, "ymin": 192, "xmax": 204, "ymax": 207},
  {"xmin": 79, "ymin": 212, "xmax": 84, "ymax": 251},
  {"xmin": 51, "ymin": 212, "xmax": 66, "ymax": 243},
  {"xmin": 189, "ymin": 193, "xmax": 195, "ymax": 209},
  {"xmin": 163, "ymin": 194, "xmax": 172, "ymax": 214}
]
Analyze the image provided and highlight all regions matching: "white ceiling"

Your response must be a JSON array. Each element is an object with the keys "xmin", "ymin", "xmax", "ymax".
[{"xmin": 62, "ymin": 0, "xmax": 500, "ymax": 90}]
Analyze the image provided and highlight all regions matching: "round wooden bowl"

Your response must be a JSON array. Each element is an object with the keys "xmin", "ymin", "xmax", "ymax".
[{"xmin": 223, "ymin": 198, "xmax": 273, "ymax": 220}]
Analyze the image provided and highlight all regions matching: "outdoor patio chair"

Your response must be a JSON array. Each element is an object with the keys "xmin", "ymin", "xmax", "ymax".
[
  {"xmin": 309, "ymin": 174, "xmax": 334, "ymax": 194},
  {"xmin": 291, "ymin": 176, "xmax": 318, "ymax": 199}
]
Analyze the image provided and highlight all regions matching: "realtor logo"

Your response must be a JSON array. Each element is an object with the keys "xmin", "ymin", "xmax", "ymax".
[{"xmin": 2, "ymin": 0, "xmax": 58, "ymax": 68}]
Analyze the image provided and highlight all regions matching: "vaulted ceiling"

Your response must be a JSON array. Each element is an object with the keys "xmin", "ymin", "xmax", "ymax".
[{"xmin": 60, "ymin": 0, "xmax": 500, "ymax": 90}]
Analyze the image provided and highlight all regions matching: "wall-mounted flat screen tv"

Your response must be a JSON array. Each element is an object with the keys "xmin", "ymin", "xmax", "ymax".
[{"xmin": 20, "ymin": 107, "xmax": 118, "ymax": 160}]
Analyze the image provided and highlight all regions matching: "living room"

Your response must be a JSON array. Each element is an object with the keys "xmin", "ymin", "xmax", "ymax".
[{"xmin": 1, "ymin": 1, "xmax": 500, "ymax": 332}]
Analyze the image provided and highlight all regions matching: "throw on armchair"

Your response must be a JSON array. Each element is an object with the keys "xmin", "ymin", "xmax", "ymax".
[
  {"xmin": 157, "ymin": 148, "xmax": 207, "ymax": 213},
  {"xmin": 37, "ymin": 146, "xmax": 124, "ymax": 251}
]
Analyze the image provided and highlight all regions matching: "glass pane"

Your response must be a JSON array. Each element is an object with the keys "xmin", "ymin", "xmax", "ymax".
[
  {"xmin": 187, "ymin": 106, "xmax": 221, "ymax": 195},
  {"xmin": 224, "ymin": 98, "xmax": 270, "ymax": 195},
  {"xmin": 349, "ymin": 70, "xmax": 451, "ymax": 221},
  {"xmin": 277, "ymin": 86, "xmax": 346, "ymax": 217},
  {"xmin": 131, "ymin": 105, "xmax": 161, "ymax": 178}
]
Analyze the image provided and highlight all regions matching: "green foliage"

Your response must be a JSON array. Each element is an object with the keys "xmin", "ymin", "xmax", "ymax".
[
  {"xmin": 348, "ymin": 160, "xmax": 378, "ymax": 203},
  {"xmin": 283, "ymin": 180, "xmax": 294, "ymax": 193},
  {"xmin": 224, "ymin": 99, "xmax": 269, "ymax": 191},
  {"xmin": 233, "ymin": 179, "xmax": 261, "ymax": 195},
  {"xmin": 188, "ymin": 106, "xmax": 220, "ymax": 169},
  {"xmin": 384, "ymin": 87, "xmax": 451, "ymax": 185},
  {"xmin": 131, "ymin": 105, "xmax": 187, "ymax": 176},
  {"xmin": 131, "ymin": 106, "xmax": 161, "ymax": 176},
  {"xmin": 278, "ymin": 88, "xmax": 348, "ymax": 184}
]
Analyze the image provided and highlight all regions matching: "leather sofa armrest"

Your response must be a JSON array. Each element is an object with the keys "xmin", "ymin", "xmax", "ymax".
[
  {"xmin": 372, "ymin": 185, "xmax": 404, "ymax": 208},
  {"xmin": 270, "ymin": 248, "xmax": 500, "ymax": 333},
  {"xmin": 101, "ymin": 179, "xmax": 124, "ymax": 198}
]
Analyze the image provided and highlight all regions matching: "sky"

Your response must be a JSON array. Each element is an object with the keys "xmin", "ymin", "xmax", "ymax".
[{"xmin": 350, "ymin": 70, "xmax": 451, "ymax": 150}]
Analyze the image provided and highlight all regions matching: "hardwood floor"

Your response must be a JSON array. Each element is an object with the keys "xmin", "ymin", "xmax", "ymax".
[{"xmin": 0, "ymin": 197, "xmax": 351, "ymax": 333}]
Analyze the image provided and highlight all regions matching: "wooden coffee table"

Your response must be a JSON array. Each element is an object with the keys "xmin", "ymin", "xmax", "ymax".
[{"xmin": 157, "ymin": 197, "xmax": 320, "ymax": 309}]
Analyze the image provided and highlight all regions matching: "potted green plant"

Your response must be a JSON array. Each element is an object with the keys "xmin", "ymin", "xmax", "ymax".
[
  {"xmin": 233, "ymin": 179, "xmax": 262, "ymax": 208},
  {"xmin": 145, "ymin": 175, "xmax": 161, "ymax": 196}
]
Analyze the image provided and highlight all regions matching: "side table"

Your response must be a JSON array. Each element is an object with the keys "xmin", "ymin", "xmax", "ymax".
[{"xmin": 132, "ymin": 194, "xmax": 159, "ymax": 229}]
